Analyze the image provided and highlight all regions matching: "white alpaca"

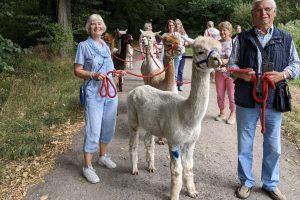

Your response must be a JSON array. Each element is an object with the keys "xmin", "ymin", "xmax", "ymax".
[
  {"xmin": 127, "ymin": 36, "xmax": 222, "ymax": 200},
  {"xmin": 140, "ymin": 30, "xmax": 180, "ymax": 92}
]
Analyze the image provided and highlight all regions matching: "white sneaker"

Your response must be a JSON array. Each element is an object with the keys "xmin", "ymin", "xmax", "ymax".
[
  {"xmin": 83, "ymin": 166, "xmax": 100, "ymax": 184},
  {"xmin": 98, "ymin": 155, "xmax": 117, "ymax": 169},
  {"xmin": 215, "ymin": 114, "xmax": 225, "ymax": 121}
]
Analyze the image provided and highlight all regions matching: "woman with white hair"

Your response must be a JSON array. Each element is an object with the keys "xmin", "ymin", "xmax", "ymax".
[{"xmin": 74, "ymin": 14, "xmax": 120, "ymax": 184}]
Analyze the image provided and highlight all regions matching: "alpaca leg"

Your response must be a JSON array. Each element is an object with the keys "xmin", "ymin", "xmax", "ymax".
[
  {"xmin": 144, "ymin": 133, "xmax": 155, "ymax": 172},
  {"xmin": 125, "ymin": 57, "xmax": 129, "ymax": 69},
  {"xmin": 128, "ymin": 102, "xmax": 139, "ymax": 175},
  {"xmin": 129, "ymin": 127, "xmax": 139, "ymax": 175},
  {"xmin": 169, "ymin": 145, "xmax": 183, "ymax": 200},
  {"xmin": 118, "ymin": 76, "xmax": 123, "ymax": 92},
  {"xmin": 129, "ymin": 55, "xmax": 133, "ymax": 69},
  {"xmin": 182, "ymin": 142, "xmax": 199, "ymax": 198}
]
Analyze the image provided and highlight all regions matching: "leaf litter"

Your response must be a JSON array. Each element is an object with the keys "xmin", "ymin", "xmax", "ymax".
[{"xmin": 0, "ymin": 120, "xmax": 84, "ymax": 200}]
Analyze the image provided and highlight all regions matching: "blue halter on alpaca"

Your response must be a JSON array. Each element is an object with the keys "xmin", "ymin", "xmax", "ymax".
[{"xmin": 195, "ymin": 48, "xmax": 218, "ymax": 67}]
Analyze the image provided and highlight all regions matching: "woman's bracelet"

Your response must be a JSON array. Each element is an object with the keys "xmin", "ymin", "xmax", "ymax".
[{"xmin": 90, "ymin": 71, "xmax": 94, "ymax": 80}]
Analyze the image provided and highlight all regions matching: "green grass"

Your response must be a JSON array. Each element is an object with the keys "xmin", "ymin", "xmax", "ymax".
[
  {"xmin": 282, "ymin": 106, "xmax": 300, "ymax": 145},
  {"xmin": 0, "ymin": 50, "xmax": 83, "ymax": 162},
  {"xmin": 282, "ymin": 77, "xmax": 300, "ymax": 145},
  {"xmin": 185, "ymin": 47, "xmax": 193, "ymax": 57},
  {"xmin": 291, "ymin": 76, "xmax": 300, "ymax": 86}
]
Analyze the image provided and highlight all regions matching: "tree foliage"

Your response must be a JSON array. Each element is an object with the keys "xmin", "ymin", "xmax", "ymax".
[
  {"xmin": 0, "ymin": 34, "xmax": 30, "ymax": 72},
  {"xmin": 230, "ymin": 3, "xmax": 253, "ymax": 31},
  {"xmin": 279, "ymin": 20, "xmax": 300, "ymax": 55},
  {"xmin": 0, "ymin": 0, "xmax": 300, "ymax": 65}
]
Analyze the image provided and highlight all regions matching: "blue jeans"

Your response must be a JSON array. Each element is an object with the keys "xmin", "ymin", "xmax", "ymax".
[
  {"xmin": 236, "ymin": 104, "xmax": 282, "ymax": 191},
  {"xmin": 174, "ymin": 55, "xmax": 182, "ymax": 81},
  {"xmin": 84, "ymin": 96, "xmax": 118, "ymax": 153},
  {"xmin": 177, "ymin": 53, "xmax": 186, "ymax": 86}
]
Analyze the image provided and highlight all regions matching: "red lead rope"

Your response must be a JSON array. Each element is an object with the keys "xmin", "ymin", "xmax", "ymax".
[
  {"xmin": 226, "ymin": 68, "xmax": 275, "ymax": 133},
  {"xmin": 99, "ymin": 63, "xmax": 171, "ymax": 98}
]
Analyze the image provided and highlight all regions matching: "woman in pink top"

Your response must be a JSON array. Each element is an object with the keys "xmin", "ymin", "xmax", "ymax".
[{"xmin": 214, "ymin": 21, "xmax": 236, "ymax": 125}]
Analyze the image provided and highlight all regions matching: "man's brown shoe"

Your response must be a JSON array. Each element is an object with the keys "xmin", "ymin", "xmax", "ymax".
[
  {"xmin": 262, "ymin": 187, "xmax": 287, "ymax": 200},
  {"xmin": 235, "ymin": 185, "xmax": 252, "ymax": 199}
]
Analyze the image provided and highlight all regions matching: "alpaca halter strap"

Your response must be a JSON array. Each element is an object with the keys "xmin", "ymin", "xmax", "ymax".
[
  {"xmin": 195, "ymin": 48, "xmax": 218, "ymax": 67},
  {"xmin": 164, "ymin": 43, "xmax": 178, "ymax": 59}
]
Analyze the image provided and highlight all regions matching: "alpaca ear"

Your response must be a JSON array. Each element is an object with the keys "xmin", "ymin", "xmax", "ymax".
[
  {"xmin": 140, "ymin": 29, "xmax": 144, "ymax": 34},
  {"xmin": 154, "ymin": 31, "xmax": 161, "ymax": 35},
  {"xmin": 124, "ymin": 29, "xmax": 128, "ymax": 33}
]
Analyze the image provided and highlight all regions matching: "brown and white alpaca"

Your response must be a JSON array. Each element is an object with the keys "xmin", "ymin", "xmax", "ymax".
[
  {"xmin": 113, "ymin": 33, "xmax": 133, "ymax": 92},
  {"xmin": 125, "ymin": 43, "xmax": 133, "ymax": 70},
  {"xmin": 116, "ymin": 29, "xmax": 127, "ymax": 53},
  {"xmin": 116, "ymin": 29, "xmax": 134, "ymax": 70},
  {"xmin": 127, "ymin": 36, "xmax": 222, "ymax": 200}
]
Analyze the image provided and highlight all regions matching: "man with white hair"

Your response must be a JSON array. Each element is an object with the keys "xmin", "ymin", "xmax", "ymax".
[
  {"xmin": 228, "ymin": 0, "xmax": 300, "ymax": 199},
  {"xmin": 204, "ymin": 20, "xmax": 221, "ymax": 40}
]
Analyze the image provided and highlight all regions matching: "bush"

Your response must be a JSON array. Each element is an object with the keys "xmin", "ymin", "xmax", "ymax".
[
  {"xmin": 38, "ymin": 23, "xmax": 74, "ymax": 57},
  {"xmin": 0, "ymin": 34, "xmax": 30, "ymax": 72},
  {"xmin": 230, "ymin": 3, "xmax": 253, "ymax": 32},
  {"xmin": 278, "ymin": 20, "xmax": 300, "ymax": 55}
]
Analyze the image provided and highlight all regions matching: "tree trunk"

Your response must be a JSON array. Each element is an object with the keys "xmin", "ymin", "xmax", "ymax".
[
  {"xmin": 57, "ymin": 0, "xmax": 71, "ymax": 29},
  {"xmin": 57, "ymin": 0, "xmax": 72, "ymax": 57}
]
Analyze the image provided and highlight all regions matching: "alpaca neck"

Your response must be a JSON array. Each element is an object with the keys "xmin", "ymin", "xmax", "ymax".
[
  {"xmin": 163, "ymin": 56, "xmax": 176, "ymax": 85},
  {"xmin": 145, "ymin": 47, "xmax": 157, "ymax": 70},
  {"xmin": 120, "ymin": 44, "xmax": 127, "ymax": 58},
  {"xmin": 182, "ymin": 67, "xmax": 211, "ymax": 126}
]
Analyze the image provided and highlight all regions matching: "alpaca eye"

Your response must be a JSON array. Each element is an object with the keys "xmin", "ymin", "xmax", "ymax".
[
  {"xmin": 167, "ymin": 44, "xmax": 172, "ymax": 48},
  {"xmin": 198, "ymin": 52, "xmax": 204, "ymax": 55}
]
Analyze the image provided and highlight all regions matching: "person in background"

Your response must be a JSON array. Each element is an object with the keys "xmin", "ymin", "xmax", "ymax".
[
  {"xmin": 162, "ymin": 19, "xmax": 182, "ymax": 83},
  {"xmin": 204, "ymin": 20, "xmax": 221, "ymax": 40},
  {"xmin": 236, "ymin": 25, "xmax": 242, "ymax": 34},
  {"xmin": 155, "ymin": 34, "xmax": 164, "ymax": 63},
  {"xmin": 139, "ymin": 21, "xmax": 161, "ymax": 60},
  {"xmin": 214, "ymin": 21, "xmax": 236, "ymax": 125},
  {"xmin": 228, "ymin": 0, "xmax": 300, "ymax": 199},
  {"xmin": 156, "ymin": 19, "xmax": 182, "ymax": 145},
  {"xmin": 204, "ymin": 20, "xmax": 221, "ymax": 82},
  {"xmin": 233, "ymin": 25, "xmax": 242, "ymax": 42},
  {"xmin": 74, "ymin": 14, "xmax": 123, "ymax": 184},
  {"xmin": 139, "ymin": 21, "xmax": 153, "ymax": 57},
  {"xmin": 175, "ymin": 19, "xmax": 189, "ymax": 91}
]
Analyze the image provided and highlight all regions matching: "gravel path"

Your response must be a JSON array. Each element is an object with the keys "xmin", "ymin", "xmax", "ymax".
[{"xmin": 24, "ymin": 59, "xmax": 300, "ymax": 200}]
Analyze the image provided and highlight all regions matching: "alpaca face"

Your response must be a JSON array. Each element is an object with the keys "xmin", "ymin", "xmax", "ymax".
[
  {"xmin": 116, "ymin": 29, "xmax": 127, "ymax": 37},
  {"xmin": 121, "ymin": 34, "xmax": 133, "ymax": 45},
  {"xmin": 140, "ymin": 30, "xmax": 161, "ymax": 50},
  {"xmin": 163, "ymin": 35, "xmax": 182, "ymax": 57},
  {"xmin": 102, "ymin": 32, "xmax": 116, "ymax": 48},
  {"xmin": 193, "ymin": 36, "xmax": 222, "ymax": 72},
  {"xmin": 140, "ymin": 30, "xmax": 156, "ymax": 48}
]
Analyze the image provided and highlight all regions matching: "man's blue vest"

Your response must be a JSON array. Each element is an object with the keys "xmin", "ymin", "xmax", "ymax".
[{"xmin": 234, "ymin": 26, "xmax": 292, "ymax": 108}]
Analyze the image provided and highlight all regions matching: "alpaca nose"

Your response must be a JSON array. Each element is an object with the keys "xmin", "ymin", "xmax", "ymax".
[{"xmin": 213, "ymin": 57, "xmax": 222, "ymax": 67}]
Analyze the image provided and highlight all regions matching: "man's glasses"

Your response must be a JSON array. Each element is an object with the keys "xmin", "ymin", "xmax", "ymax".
[{"xmin": 253, "ymin": 7, "xmax": 275, "ymax": 13}]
